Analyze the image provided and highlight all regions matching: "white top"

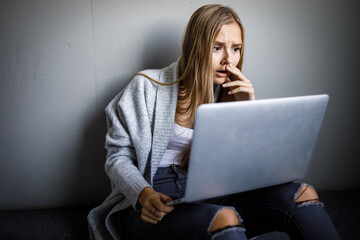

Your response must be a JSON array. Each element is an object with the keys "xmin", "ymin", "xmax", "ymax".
[{"xmin": 158, "ymin": 123, "xmax": 193, "ymax": 167}]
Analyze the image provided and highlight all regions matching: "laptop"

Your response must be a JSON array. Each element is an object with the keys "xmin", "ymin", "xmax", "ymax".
[{"xmin": 166, "ymin": 94, "xmax": 329, "ymax": 205}]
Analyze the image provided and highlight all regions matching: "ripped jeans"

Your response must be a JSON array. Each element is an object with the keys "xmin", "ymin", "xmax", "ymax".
[{"xmin": 118, "ymin": 165, "xmax": 340, "ymax": 240}]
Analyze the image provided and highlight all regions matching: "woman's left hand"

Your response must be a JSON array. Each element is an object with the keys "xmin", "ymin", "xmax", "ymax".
[{"xmin": 222, "ymin": 63, "xmax": 256, "ymax": 101}]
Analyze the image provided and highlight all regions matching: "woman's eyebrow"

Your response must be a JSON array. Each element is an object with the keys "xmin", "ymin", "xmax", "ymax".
[
  {"xmin": 214, "ymin": 41, "xmax": 242, "ymax": 47},
  {"xmin": 214, "ymin": 41, "xmax": 224, "ymax": 46}
]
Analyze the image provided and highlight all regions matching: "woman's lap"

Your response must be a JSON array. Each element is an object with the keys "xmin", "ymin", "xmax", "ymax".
[
  {"xmin": 118, "ymin": 166, "xmax": 340, "ymax": 240},
  {"xmin": 120, "ymin": 202, "xmax": 236, "ymax": 240},
  {"xmin": 118, "ymin": 166, "xmax": 243, "ymax": 240},
  {"xmin": 205, "ymin": 182, "xmax": 302, "ymax": 238},
  {"xmin": 205, "ymin": 182, "xmax": 340, "ymax": 239}
]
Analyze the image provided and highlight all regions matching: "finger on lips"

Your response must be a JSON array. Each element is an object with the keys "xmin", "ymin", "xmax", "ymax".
[
  {"xmin": 226, "ymin": 64, "xmax": 240, "ymax": 74},
  {"xmin": 226, "ymin": 64, "xmax": 248, "ymax": 80},
  {"xmin": 225, "ymin": 64, "xmax": 235, "ymax": 75}
]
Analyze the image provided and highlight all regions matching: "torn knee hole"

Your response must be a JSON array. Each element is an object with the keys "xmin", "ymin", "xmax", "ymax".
[
  {"xmin": 209, "ymin": 208, "xmax": 242, "ymax": 233},
  {"xmin": 294, "ymin": 184, "xmax": 321, "ymax": 206},
  {"xmin": 210, "ymin": 224, "xmax": 245, "ymax": 236}
]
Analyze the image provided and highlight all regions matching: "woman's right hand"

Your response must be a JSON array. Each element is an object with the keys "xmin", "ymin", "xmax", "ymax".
[{"xmin": 138, "ymin": 187, "xmax": 174, "ymax": 224}]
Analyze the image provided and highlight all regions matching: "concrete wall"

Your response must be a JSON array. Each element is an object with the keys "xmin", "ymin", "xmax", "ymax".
[{"xmin": 0, "ymin": 0, "xmax": 359, "ymax": 210}]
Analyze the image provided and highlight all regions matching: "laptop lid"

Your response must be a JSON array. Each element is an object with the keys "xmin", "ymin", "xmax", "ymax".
[{"xmin": 184, "ymin": 94, "xmax": 329, "ymax": 203}]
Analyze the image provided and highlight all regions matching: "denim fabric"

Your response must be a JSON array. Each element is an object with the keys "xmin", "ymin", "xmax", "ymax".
[
  {"xmin": 118, "ymin": 165, "xmax": 340, "ymax": 240},
  {"xmin": 212, "ymin": 227, "xmax": 247, "ymax": 240}
]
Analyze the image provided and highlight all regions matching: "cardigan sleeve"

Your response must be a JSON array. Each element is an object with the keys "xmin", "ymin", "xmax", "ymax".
[{"xmin": 104, "ymin": 75, "xmax": 156, "ymax": 210}]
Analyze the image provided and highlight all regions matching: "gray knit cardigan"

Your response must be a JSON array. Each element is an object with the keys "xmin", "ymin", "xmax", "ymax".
[
  {"xmin": 87, "ymin": 60, "xmax": 180, "ymax": 240},
  {"xmin": 87, "ymin": 60, "xmax": 221, "ymax": 239}
]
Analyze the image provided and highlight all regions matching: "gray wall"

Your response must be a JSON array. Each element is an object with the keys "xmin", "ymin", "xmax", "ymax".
[{"xmin": 0, "ymin": 0, "xmax": 359, "ymax": 210}]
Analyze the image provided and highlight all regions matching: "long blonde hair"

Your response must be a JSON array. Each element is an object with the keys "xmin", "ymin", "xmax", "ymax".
[
  {"xmin": 135, "ymin": 4, "xmax": 245, "ymax": 169},
  {"xmin": 178, "ymin": 4, "xmax": 244, "ymax": 125},
  {"xmin": 138, "ymin": 4, "xmax": 244, "ymax": 126}
]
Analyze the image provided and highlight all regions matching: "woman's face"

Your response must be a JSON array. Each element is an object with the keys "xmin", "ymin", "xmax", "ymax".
[{"xmin": 212, "ymin": 22, "xmax": 242, "ymax": 85}]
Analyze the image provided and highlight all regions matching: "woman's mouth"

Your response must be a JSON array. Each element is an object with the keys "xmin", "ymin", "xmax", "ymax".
[{"xmin": 216, "ymin": 70, "xmax": 228, "ymax": 77}]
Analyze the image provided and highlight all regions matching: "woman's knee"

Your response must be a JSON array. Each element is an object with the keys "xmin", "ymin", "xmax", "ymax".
[
  {"xmin": 209, "ymin": 208, "xmax": 241, "ymax": 232},
  {"xmin": 294, "ymin": 183, "xmax": 321, "ymax": 206}
]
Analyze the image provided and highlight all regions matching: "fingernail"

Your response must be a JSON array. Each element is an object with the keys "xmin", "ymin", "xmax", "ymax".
[
  {"xmin": 222, "ymin": 84, "xmax": 226, "ymax": 87},
  {"xmin": 228, "ymin": 91, "xmax": 232, "ymax": 95}
]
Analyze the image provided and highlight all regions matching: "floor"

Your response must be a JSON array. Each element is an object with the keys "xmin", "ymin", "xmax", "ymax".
[
  {"xmin": 318, "ymin": 191, "xmax": 360, "ymax": 240},
  {"xmin": 0, "ymin": 191, "xmax": 359, "ymax": 240}
]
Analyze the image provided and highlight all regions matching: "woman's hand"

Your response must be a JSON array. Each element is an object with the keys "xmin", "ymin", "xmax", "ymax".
[
  {"xmin": 138, "ymin": 187, "xmax": 174, "ymax": 224},
  {"xmin": 222, "ymin": 63, "xmax": 255, "ymax": 101}
]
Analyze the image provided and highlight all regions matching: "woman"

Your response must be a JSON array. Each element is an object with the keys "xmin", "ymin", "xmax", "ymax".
[{"xmin": 88, "ymin": 4, "xmax": 340, "ymax": 240}]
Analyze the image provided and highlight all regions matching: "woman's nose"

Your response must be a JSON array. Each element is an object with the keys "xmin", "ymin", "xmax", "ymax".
[{"xmin": 221, "ymin": 51, "xmax": 232, "ymax": 65}]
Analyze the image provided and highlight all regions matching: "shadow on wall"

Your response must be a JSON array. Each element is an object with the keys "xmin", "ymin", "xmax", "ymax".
[
  {"xmin": 74, "ymin": 21, "xmax": 181, "ymax": 206},
  {"xmin": 141, "ymin": 20, "xmax": 182, "ymax": 70},
  {"xmin": 72, "ymin": 107, "xmax": 110, "ymax": 206}
]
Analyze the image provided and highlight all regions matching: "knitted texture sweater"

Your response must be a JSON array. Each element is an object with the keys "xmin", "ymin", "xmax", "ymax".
[
  {"xmin": 87, "ymin": 61, "xmax": 180, "ymax": 240},
  {"xmin": 88, "ymin": 60, "xmax": 221, "ymax": 239}
]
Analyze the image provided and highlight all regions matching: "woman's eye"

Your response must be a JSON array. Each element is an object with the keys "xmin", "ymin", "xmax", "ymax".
[
  {"xmin": 213, "ymin": 46, "xmax": 221, "ymax": 51},
  {"xmin": 233, "ymin": 47, "xmax": 240, "ymax": 52}
]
